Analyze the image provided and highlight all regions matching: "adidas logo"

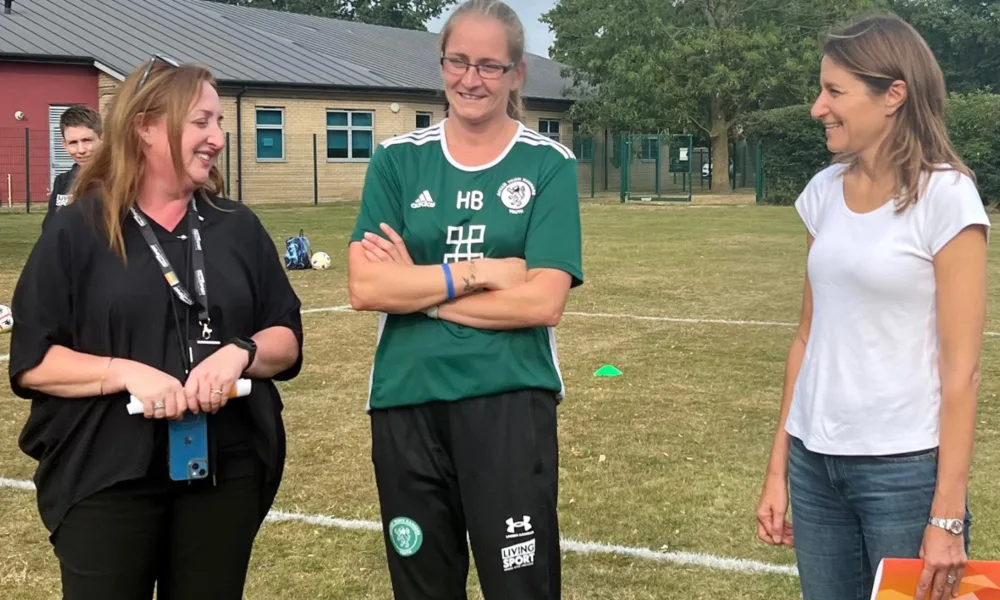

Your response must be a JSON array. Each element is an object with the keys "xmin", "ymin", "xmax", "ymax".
[{"xmin": 411, "ymin": 190, "xmax": 435, "ymax": 209}]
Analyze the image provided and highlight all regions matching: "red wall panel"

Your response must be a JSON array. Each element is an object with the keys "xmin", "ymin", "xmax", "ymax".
[{"xmin": 0, "ymin": 62, "xmax": 99, "ymax": 207}]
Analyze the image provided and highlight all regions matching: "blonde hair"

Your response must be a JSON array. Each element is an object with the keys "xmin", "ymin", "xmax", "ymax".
[
  {"xmin": 73, "ymin": 59, "xmax": 226, "ymax": 259},
  {"xmin": 438, "ymin": 0, "xmax": 526, "ymax": 122},
  {"xmin": 823, "ymin": 13, "xmax": 974, "ymax": 211}
]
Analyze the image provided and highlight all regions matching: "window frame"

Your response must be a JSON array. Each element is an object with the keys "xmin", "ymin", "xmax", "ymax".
[
  {"xmin": 538, "ymin": 119, "xmax": 561, "ymax": 142},
  {"xmin": 326, "ymin": 109, "xmax": 375, "ymax": 163},
  {"xmin": 255, "ymin": 107, "xmax": 285, "ymax": 162},
  {"xmin": 416, "ymin": 111, "xmax": 433, "ymax": 129}
]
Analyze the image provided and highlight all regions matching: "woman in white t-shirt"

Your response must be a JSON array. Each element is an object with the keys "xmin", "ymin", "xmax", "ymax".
[{"xmin": 755, "ymin": 14, "xmax": 990, "ymax": 600}]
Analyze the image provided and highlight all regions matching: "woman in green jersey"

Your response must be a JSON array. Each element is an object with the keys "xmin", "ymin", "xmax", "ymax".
[{"xmin": 347, "ymin": 1, "xmax": 583, "ymax": 598}]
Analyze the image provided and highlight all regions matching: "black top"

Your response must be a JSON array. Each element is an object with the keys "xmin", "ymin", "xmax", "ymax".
[
  {"xmin": 41, "ymin": 164, "xmax": 79, "ymax": 232},
  {"xmin": 8, "ymin": 192, "xmax": 304, "ymax": 533}
]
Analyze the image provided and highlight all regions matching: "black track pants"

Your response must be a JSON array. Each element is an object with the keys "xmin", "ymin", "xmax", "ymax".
[{"xmin": 371, "ymin": 388, "xmax": 561, "ymax": 600}]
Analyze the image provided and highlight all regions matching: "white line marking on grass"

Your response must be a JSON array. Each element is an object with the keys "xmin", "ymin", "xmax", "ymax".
[
  {"xmin": 0, "ymin": 477, "xmax": 35, "ymax": 491},
  {"xmin": 0, "ymin": 476, "xmax": 797, "ymax": 577},
  {"xmin": 559, "ymin": 539, "xmax": 798, "ymax": 576},
  {"xmin": 265, "ymin": 509, "xmax": 382, "ymax": 532},
  {"xmin": 308, "ymin": 305, "xmax": 1000, "ymax": 337},
  {"xmin": 302, "ymin": 305, "xmax": 352, "ymax": 314},
  {"xmin": 564, "ymin": 311, "xmax": 798, "ymax": 328},
  {"xmin": 0, "ymin": 354, "xmax": 8, "ymax": 362}
]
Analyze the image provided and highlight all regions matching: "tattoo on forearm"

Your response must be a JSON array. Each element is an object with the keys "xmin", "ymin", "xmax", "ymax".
[{"xmin": 463, "ymin": 260, "xmax": 477, "ymax": 293}]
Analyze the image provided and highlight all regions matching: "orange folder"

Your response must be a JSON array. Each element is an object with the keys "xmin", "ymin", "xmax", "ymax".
[{"xmin": 871, "ymin": 558, "xmax": 1000, "ymax": 600}]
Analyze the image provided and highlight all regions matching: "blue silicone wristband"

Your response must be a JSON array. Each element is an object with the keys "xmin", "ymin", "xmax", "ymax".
[{"xmin": 442, "ymin": 263, "xmax": 455, "ymax": 300}]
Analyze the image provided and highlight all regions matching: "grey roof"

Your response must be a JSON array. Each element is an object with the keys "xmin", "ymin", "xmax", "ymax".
[{"xmin": 0, "ymin": 0, "xmax": 575, "ymax": 102}]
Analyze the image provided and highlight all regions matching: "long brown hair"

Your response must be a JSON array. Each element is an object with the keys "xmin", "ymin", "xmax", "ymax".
[
  {"xmin": 73, "ymin": 59, "xmax": 226, "ymax": 259},
  {"xmin": 438, "ymin": 0, "xmax": 526, "ymax": 122},
  {"xmin": 822, "ymin": 13, "xmax": 974, "ymax": 211}
]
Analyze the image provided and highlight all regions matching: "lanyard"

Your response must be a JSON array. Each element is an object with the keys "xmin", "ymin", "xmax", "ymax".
[{"xmin": 129, "ymin": 198, "xmax": 214, "ymax": 340}]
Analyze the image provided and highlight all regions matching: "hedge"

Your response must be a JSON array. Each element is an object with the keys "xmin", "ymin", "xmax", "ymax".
[
  {"xmin": 742, "ymin": 92, "xmax": 1000, "ymax": 206},
  {"xmin": 947, "ymin": 92, "xmax": 1000, "ymax": 206}
]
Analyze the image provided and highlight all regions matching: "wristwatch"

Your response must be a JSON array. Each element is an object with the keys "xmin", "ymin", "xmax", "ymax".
[
  {"xmin": 928, "ymin": 517, "xmax": 965, "ymax": 536},
  {"xmin": 229, "ymin": 336, "xmax": 257, "ymax": 371}
]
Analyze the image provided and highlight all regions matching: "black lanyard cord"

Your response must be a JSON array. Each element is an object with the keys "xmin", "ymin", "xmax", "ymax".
[
  {"xmin": 165, "ymin": 244, "xmax": 193, "ymax": 376},
  {"xmin": 130, "ymin": 197, "xmax": 213, "ymax": 338}
]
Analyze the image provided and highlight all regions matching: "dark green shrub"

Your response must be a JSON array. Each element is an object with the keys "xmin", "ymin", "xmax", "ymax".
[
  {"xmin": 743, "ymin": 93, "xmax": 1000, "ymax": 205},
  {"xmin": 742, "ymin": 105, "xmax": 829, "ymax": 205},
  {"xmin": 945, "ymin": 92, "xmax": 1000, "ymax": 206}
]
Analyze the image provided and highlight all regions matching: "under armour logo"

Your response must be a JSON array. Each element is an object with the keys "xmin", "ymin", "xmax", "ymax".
[{"xmin": 506, "ymin": 516, "xmax": 532, "ymax": 538}]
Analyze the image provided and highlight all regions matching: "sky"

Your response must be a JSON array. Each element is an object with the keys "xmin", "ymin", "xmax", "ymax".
[{"xmin": 426, "ymin": 0, "xmax": 560, "ymax": 58}]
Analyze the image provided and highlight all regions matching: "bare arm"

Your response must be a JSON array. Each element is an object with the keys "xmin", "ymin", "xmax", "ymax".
[
  {"xmin": 16, "ymin": 345, "xmax": 135, "ymax": 398},
  {"xmin": 18, "ymin": 325, "xmax": 301, "ymax": 398},
  {"xmin": 348, "ymin": 242, "xmax": 487, "ymax": 313},
  {"xmin": 766, "ymin": 233, "xmax": 815, "ymax": 480},
  {"xmin": 930, "ymin": 224, "xmax": 987, "ymax": 519},
  {"xmin": 435, "ymin": 269, "xmax": 572, "ymax": 329},
  {"xmin": 244, "ymin": 325, "xmax": 300, "ymax": 379}
]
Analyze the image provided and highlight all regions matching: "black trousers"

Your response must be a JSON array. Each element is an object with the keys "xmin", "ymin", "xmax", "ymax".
[
  {"xmin": 51, "ymin": 451, "xmax": 265, "ymax": 600},
  {"xmin": 371, "ymin": 388, "xmax": 561, "ymax": 600}
]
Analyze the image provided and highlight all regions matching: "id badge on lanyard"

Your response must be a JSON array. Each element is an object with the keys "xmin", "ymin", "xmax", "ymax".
[{"xmin": 130, "ymin": 198, "xmax": 217, "ymax": 482}]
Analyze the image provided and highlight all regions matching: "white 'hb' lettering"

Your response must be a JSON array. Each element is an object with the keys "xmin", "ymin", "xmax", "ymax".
[{"xmin": 456, "ymin": 190, "xmax": 484, "ymax": 210}]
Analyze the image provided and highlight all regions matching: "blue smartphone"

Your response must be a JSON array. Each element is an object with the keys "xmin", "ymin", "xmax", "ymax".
[{"xmin": 168, "ymin": 412, "xmax": 209, "ymax": 481}]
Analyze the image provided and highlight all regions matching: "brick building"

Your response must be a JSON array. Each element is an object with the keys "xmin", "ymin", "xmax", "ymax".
[{"xmin": 0, "ymin": 0, "xmax": 595, "ymax": 206}]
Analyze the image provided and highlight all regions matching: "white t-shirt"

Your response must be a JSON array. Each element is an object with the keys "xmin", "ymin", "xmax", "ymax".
[{"xmin": 784, "ymin": 163, "xmax": 991, "ymax": 456}]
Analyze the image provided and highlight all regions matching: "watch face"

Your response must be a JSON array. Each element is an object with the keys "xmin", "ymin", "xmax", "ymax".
[{"xmin": 949, "ymin": 521, "xmax": 964, "ymax": 535}]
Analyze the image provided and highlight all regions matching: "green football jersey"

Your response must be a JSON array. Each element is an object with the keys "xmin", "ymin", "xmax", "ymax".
[{"xmin": 350, "ymin": 120, "xmax": 584, "ymax": 411}]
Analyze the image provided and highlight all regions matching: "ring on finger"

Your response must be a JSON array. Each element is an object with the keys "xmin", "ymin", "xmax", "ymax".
[
  {"xmin": 947, "ymin": 573, "xmax": 957, "ymax": 584},
  {"xmin": 211, "ymin": 389, "xmax": 223, "ymax": 396},
  {"xmin": 153, "ymin": 402, "xmax": 166, "ymax": 411}
]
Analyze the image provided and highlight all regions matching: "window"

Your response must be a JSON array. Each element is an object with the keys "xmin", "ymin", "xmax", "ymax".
[
  {"xmin": 49, "ymin": 105, "xmax": 75, "ymax": 187},
  {"xmin": 539, "ymin": 119, "xmax": 560, "ymax": 142},
  {"xmin": 416, "ymin": 112, "xmax": 433, "ymax": 129},
  {"xmin": 572, "ymin": 122, "xmax": 594, "ymax": 161},
  {"xmin": 327, "ymin": 110, "xmax": 374, "ymax": 160},
  {"xmin": 255, "ymin": 108, "xmax": 284, "ymax": 161},
  {"xmin": 641, "ymin": 136, "xmax": 660, "ymax": 161}
]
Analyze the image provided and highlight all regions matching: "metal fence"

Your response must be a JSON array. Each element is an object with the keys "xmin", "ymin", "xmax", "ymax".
[
  {"xmin": 1, "ymin": 128, "xmax": 49, "ymax": 211},
  {"xmin": 0, "ymin": 128, "xmax": 640, "ymax": 212},
  {"xmin": 571, "ymin": 132, "xmax": 760, "ymax": 202}
]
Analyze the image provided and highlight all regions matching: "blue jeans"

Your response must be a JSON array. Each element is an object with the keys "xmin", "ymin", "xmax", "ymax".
[{"xmin": 788, "ymin": 436, "xmax": 971, "ymax": 600}]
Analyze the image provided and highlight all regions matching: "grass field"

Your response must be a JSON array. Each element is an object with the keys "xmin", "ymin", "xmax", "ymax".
[{"xmin": 2, "ymin": 200, "xmax": 1000, "ymax": 599}]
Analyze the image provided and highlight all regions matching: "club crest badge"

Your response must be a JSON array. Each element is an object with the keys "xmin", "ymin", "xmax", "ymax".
[
  {"xmin": 497, "ymin": 178, "xmax": 536, "ymax": 214},
  {"xmin": 388, "ymin": 517, "xmax": 423, "ymax": 557}
]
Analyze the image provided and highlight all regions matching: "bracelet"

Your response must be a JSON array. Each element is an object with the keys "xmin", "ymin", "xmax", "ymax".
[
  {"xmin": 441, "ymin": 263, "xmax": 455, "ymax": 301},
  {"xmin": 426, "ymin": 305, "xmax": 440, "ymax": 319}
]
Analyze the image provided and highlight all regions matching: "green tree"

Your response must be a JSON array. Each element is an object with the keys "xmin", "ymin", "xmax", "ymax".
[
  {"xmin": 889, "ymin": 0, "xmax": 1000, "ymax": 93},
  {"xmin": 542, "ymin": 0, "xmax": 878, "ymax": 190},
  {"xmin": 207, "ymin": 0, "xmax": 457, "ymax": 30}
]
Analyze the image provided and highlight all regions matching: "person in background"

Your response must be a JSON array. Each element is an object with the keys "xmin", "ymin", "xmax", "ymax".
[
  {"xmin": 347, "ymin": 1, "xmax": 583, "ymax": 598},
  {"xmin": 8, "ymin": 57, "xmax": 303, "ymax": 600},
  {"xmin": 42, "ymin": 104, "xmax": 103, "ymax": 231},
  {"xmin": 755, "ymin": 13, "xmax": 989, "ymax": 600}
]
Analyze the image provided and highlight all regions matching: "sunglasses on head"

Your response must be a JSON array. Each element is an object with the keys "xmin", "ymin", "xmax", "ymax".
[{"xmin": 137, "ymin": 54, "xmax": 181, "ymax": 91}]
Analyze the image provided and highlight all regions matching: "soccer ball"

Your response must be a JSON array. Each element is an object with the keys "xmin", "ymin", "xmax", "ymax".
[
  {"xmin": 0, "ymin": 304, "xmax": 12, "ymax": 333},
  {"xmin": 311, "ymin": 251, "xmax": 331, "ymax": 270}
]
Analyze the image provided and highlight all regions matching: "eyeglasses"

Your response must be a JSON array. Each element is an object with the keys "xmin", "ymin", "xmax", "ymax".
[
  {"xmin": 137, "ymin": 54, "xmax": 181, "ymax": 91},
  {"xmin": 440, "ymin": 56, "xmax": 514, "ymax": 80}
]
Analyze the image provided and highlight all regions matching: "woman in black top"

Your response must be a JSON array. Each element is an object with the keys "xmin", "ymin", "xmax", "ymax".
[{"xmin": 8, "ymin": 58, "xmax": 303, "ymax": 599}]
